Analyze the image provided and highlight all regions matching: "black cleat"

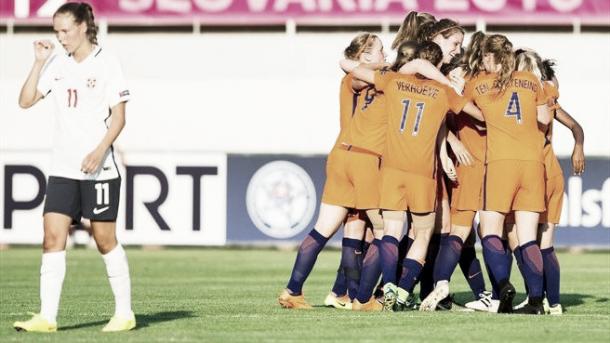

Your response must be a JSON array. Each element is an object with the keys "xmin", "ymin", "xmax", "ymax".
[
  {"xmin": 436, "ymin": 296, "xmax": 453, "ymax": 311},
  {"xmin": 514, "ymin": 298, "xmax": 545, "ymax": 315},
  {"xmin": 497, "ymin": 280, "xmax": 516, "ymax": 313}
]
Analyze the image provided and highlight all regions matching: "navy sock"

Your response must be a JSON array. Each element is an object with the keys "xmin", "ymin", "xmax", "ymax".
[
  {"xmin": 356, "ymin": 239, "xmax": 382, "ymax": 303},
  {"xmin": 434, "ymin": 235, "xmax": 464, "ymax": 283},
  {"xmin": 484, "ymin": 259, "xmax": 500, "ymax": 300},
  {"xmin": 362, "ymin": 240, "xmax": 371, "ymax": 256},
  {"xmin": 341, "ymin": 238, "xmax": 362, "ymax": 300},
  {"xmin": 459, "ymin": 245, "xmax": 486, "ymax": 298},
  {"xmin": 513, "ymin": 246, "xmax": 529, "ymax": 295},
  {"xmin": 520, "ymin": 240, "xmax": 544, "ymax": 299},
  {"xmin": 380, "ymin": 235, "xmax": 400, "ymax": 285},
  {"xmin": 419, "ymin": 233, "xmax": 445, "ymax": 300},
  {"xmin": 286, "ymin": 229, "xmax": 329, "ymax": 295},
  {"xmin": 331, "ymin": 267, "xmax": 347, "ymax": 297},
  {"xmin": 502, "ymin": 239, "xmax": 512, "ymax": 277},
  {"xmin": 398, "ymin": 258, "xmax": 424, "ymax": 292},
  {"xmin": 481, "ymin": 235, "xmax": 511, "ymax": 288},
  {"xmin": 396, "ymin": 236, "xmax": 414, "ymax": 281},
  {"xmin": 541, "ymin": 247, "xmax": 560, "ymax": 306}
]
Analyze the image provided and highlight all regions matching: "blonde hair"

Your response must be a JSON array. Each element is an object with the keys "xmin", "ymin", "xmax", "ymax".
[
  {"xmin": 483, "ymin": 34, "xmax": 515, "ymax": 94},
  {"xmin": 392, "ymin": 11, "xmax": 436, "ymax": 50},
  {"xmin": 461, "ymin": 31, "xmax": 486, "ymax": 79},
  {"xmin": 344, "ymin": 33, "xmax": 379, "ymax": 60}
]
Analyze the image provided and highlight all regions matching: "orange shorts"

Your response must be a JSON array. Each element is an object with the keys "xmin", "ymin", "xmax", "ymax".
[
  {"xmin": 451, "ymin": 162, "xmax": 484, "ymax": 211},
  {"xmin": 321, "ymin": 148, "xmax": 381, "ymax": 210},
  {"xmin": 483, "ymin": 160, "xmax": 546, "ymax": 213},
  {"xmin": 451, "ymin": 208, "xmax": 476, "ymax": 227},
  {"xmin": 539, "ymin": 174, "xmax": 565, "ymax": 224},
  {"xmin": 379, "ymin": 166, "xmax": 437, "ymax": 213}
]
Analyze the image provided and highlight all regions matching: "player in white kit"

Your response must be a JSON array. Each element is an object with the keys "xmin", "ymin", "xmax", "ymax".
[{"xmin": 13, "ymin": 2, "xmax": 135, "ymax": 332}]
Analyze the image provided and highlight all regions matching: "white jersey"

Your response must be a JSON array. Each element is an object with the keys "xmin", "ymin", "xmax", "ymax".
[{"xmin": 38, "ymin": 46, "xmax": 130, "ymax": 181}]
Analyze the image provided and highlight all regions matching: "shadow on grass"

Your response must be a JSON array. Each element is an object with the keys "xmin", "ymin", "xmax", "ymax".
[
  {"xmin": 60, "ymin": 311, "xmax": 196, "ymax": 331},
  {"xmin": 449, "ymin": 291, "xmax": 608, "ymax": 311},
  {"xmin": 136, "ymin": 311, "xmax": 196, "ymax": 329},
  {"xmin": 562, "ymin": 294, "xmax": 609, "ymax": 309}
]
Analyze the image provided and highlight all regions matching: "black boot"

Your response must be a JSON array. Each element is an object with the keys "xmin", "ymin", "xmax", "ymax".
[
  {"xmin": 514, "ymin": 297, "xmax": 545, "ymax": 315},
  {"xmin": 497, "ymin": 279, "xmax": 516, "ymax": 313}
]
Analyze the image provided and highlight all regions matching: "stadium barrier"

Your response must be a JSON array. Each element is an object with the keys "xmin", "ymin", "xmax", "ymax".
[{"xmin": 1, "ymin": 152, "xmax": 608, "ymax": 247}]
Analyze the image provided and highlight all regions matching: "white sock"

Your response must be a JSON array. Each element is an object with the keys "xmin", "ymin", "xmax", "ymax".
[
  {"xmin": 40, "ymin": 250, "xmax": 66, "ymax": 324},
  {"xmin": 102, "ymin": 244, "xmax": 133, "ymax": 318}
]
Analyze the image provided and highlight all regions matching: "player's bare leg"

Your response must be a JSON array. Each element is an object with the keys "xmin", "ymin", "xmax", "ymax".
[
  {"xmin": 92, "ymin": 221, "xmax": 135, "ymax": 331},
  {"xmin": 14, "ymin": 213, "xmax": 71, "ymax": 332},
  {"xmin": 281, "ymin": 203, "xmax": 349, "ymax": 309}
]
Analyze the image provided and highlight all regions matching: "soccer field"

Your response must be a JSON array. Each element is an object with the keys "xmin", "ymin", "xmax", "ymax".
[{"xmin": 1, "ymin": 248, "xmax": 609, "ymax": 342}]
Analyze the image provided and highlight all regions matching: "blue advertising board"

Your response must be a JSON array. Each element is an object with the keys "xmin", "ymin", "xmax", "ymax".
[{"xmin": 227, "ymin": 155, "xmax": 609, "ymax": 247}]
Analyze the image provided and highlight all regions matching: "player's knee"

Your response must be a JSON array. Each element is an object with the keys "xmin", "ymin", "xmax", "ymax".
[
  {"xmin": 42, "ymin": 233, "xmax": 66, "ymax": 252},
  {"xmin": 451, "ymin": 225, "xmax": 472, "ymax": 242},
  {"xmin": 412, "ymin": 212, "xmax": 435, "ymax": 229},
  {"xmin": 93, "ymin": 234, "xmax": 118, "ymax": 254},
  {"xmin": 365, "ymin": 209, "xmax": 384, "ymax": 231}
]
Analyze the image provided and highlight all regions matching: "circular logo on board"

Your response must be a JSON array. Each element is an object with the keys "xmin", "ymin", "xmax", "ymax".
[{"xmin": 246, "ymin": 161, "xmax": 317, "ymax": 239}]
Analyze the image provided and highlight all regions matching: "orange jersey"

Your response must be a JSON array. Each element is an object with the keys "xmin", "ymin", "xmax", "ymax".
[
  {"xmin": 542, "ymin": 81, "xmax": 563, "ymax": 178},
  {"xmin": 464, "ymin": 71, "xmax": 547, "ymax": 163},
  {"xmin": 374, "ymin": 70, "xmax": 468, "ymax": 177},
  {"xmin": 346, "ymin": 84, "xmax": 388, "ymax": 155},
  {"xmin": 542, "ymin": 81, "xmax": 560, "ymax": 143},
  {"xmin": 334, "ymin": 74, "xmax": 359, "ymax": 149}
]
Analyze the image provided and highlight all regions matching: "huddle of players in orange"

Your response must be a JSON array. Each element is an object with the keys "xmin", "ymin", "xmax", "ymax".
[{"xmin": 278, "ymin": 11, "xmax": 585, "ymax": 315}]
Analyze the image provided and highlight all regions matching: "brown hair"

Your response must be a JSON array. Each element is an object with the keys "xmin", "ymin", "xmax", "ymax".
[
  {"xmin": 418, "ymin": 18, "xmax": 464, "ymax": 44},
  {"xmin": 416, "ymin": 41, "xmax": 443, "ymax": 68},
  {"xmin": 482, "ymin": 34, "xmax": 515, "ymax": 94},
  {"xmin": 392, "ymin": 11, "xmax": 436, "ymax": 50},
  {"xmin": 344, "ymin": 32, "xmax": 379, "ymax": 60},
  {"xmin": 515, "ymin": 49, "xmax": 544, "ymax": 81},
  {"xmin": 54, "ymin": 2, "xmax": 98, "ymax": 45},
  {"xmin": 461, "ymin": 31, "xmax": 487, "ymax": 79},
  {"xmin": 541, "ymin": 59, "xmax": 557, "ymax": 81},
  {"xmin": 391, "ymin": 41, "xmax": 419, "ymax": 71}
]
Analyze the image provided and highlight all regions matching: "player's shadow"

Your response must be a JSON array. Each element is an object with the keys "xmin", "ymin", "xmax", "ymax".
[
  {"xmin": 135, "ymin": 310, "xmax": 196, "ymax": 329},
  {"xmin": 60, "ymin": 311, "xmax": 195, "ymax": 331},
  {"xmin": 561, "ymin": 293, "xmax": 608, "ymax": 309}
]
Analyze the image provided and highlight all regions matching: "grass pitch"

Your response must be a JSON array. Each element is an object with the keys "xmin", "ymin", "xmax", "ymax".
[{"xmin": 1, "ymin": 247, "xmax": 609, "ymax": 342}]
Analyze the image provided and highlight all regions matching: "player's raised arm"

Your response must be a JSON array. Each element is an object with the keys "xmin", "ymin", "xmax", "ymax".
[
  {"xmin": 18, "ymin": 40, "xmax": 54, "ymax": 108},
  {"xmin": 398, "ymin": 59, "xmax": 452, "ymax": 87},
  {"xmin": 555, "ymin": 106, "xmax": 585, "ymax": 175},
  {"xmin": 340, "ymin": 59, "xmax": 389, "ymax": 90},
  {"xmin": 351, "ymin": 65, "xmax": 376, "ymax": 85}
]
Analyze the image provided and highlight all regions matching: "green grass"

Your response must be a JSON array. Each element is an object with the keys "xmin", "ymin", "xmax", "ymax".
[{"xmin": 1, "ymin": 247, "xmax": 609, "ymax": 342}]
